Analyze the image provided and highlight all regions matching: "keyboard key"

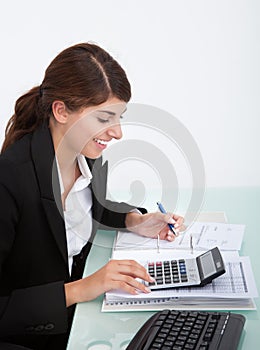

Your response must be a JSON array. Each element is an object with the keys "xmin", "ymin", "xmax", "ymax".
[
  {"xmin": 150, "ymin": 343, "xmax": 161, "ymax": 349},
  {"xmin": 184, "ymin": 344, "xmax": 196, "ymax": 349}
]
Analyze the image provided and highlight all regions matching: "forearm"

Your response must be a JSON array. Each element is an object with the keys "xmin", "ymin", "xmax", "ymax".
[{"xmin": 64, "ymin": 275, "xmax": 105, "ymax": 307}]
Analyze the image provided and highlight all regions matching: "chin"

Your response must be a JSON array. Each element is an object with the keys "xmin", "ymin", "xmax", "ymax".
[{"xmin": 81, "ymin": 150, "xmax": 102, "ymax": 159}]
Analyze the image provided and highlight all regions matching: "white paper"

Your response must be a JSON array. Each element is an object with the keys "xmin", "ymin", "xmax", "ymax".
[
  {"xmin": 115, "ymin": 222, "xmax": 245, "ymax": 252},
  {"xmin": 112, "ymin": 247, "xmax": 239, "ymax": 261},
  {"xmin": 102, "ymin": 296, "xmax": 256, "ymax": 312}
]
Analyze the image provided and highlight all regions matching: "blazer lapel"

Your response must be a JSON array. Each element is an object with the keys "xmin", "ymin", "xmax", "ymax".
[
  {"xmin": 87, "ymin": 157, "xmax": 108, "ymax": 230},
  {"xmin": 31, "ymin": 124, "xmax": 68, "ymax": 267}
]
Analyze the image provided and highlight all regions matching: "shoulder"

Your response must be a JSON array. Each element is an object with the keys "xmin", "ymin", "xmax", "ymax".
[
  {"xmin": 0, "ymin": 134, "xmax": 33, "ymax": 197},
  {"xmin": 0, "ymin": 133, "xmax": 32, "ymax": 165}
]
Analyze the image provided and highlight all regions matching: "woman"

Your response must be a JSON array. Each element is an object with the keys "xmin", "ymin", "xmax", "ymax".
[{"xmin": 0, "ymin": 43, "xmax": 183, "ymax": 349}]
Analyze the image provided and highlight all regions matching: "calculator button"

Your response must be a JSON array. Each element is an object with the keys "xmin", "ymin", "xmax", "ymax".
[{"xmin": 156, "ymin": 279, "xmax": 163, "ymax": 285}]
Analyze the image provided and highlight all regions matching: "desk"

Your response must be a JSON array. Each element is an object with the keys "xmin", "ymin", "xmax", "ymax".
[{"xmin": 67, "ymin": 187, "xmax": 260, "ymax": 350}]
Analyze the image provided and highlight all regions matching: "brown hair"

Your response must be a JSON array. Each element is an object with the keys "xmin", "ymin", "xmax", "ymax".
[{"xmin": 1, "ymin": 43, "xmax": 131, "ymax": 152}]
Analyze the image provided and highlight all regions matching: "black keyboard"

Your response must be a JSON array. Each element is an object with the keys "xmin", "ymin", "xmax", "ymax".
[{"xmin": 126, "ymin": 309, "xmax": 245, "ymax": 350}]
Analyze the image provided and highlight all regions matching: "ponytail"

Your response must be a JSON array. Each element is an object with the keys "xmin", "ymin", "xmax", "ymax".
[{"xmin": 1, "ymin": 86, "xmax": 44, "ymax": 152}]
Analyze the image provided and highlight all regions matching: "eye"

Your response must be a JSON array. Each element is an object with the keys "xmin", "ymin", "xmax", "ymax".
[{"xmin": 97, "ymin": 117, "xmax": 110, "ymax": 123}]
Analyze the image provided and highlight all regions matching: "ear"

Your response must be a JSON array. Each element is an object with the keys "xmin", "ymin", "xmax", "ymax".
[{"xmin": 52, "ymin": 101, "xmax": 69, "ymax": 124}]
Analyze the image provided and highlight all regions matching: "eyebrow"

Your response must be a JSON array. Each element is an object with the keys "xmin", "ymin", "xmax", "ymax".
[
  {"xmin": 97, "ymin": 107, "xmax": 127, "ymax": 116},
  {"xmin": 97, "ymin": 110, "xmax": 116, "ymax": 116}
]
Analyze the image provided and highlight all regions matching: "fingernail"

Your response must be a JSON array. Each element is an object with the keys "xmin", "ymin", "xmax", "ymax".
[
  {"xmin": 145, "ymin": 287, "xmax": 151, "ymax": 293},
  {"xmin": 174, "ymin": 223, "xmax": 179, "ymax": 228}
]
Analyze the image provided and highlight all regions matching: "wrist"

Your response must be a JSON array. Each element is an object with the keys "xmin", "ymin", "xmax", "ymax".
[
  {"xmin": 64, "ymin": 280, "xmax": 82, "ymax": 307},
  {"xmin": 125, "ymin": 211, "xmax": 142, "ymax": 230}
]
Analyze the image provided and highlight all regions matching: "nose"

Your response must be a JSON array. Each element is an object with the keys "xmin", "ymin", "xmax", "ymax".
[{"xmin": 107, "ymin": 122, "xmax": 123, "ymax": 140}]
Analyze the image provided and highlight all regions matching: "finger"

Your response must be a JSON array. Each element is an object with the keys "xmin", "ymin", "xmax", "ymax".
[
  {"xmin": 159, "ymin": 224, "xmax": 179, "ymax": 240},
  {"xmin": 168, "ymin": 214, "xmax": 185, "ymax": 233},
  {"xmin": 173, "ymin": 214, "xmax": 185, "ymax": 226},
  {"xmin": 166, "ymin": 231, "xmax": 176, "ymax": 241},
  {"xmin": 179, "ymin": 223, "xmax": 187, "ymax": 232},
  {"xmin": 111, "ymin": 278, "xmax": 151, "ymax": 295},
  {"xmin": 119, "ymin": 274, "xmax": 151, "ymax": 294},
  {"xmin": 114, "ymin": 260, "xmax": 154, "ymax": 282},
  {"xmin": 108, "ymin": 269, "xmax": 152, "ymax": 294},
  {"xmin": 174, "ymin": 222, "xmax": 185, "ymax": 232},
  {"xmin": 162, "ymin": 212, "xmax": 175, "ymax": 225}
]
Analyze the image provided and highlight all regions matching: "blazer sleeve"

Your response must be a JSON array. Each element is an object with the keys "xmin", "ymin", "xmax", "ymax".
[
  {"xmin": 0, "ymin": 158, "xmax": 67, "ymax": 336},
  {"xmin": 99, "ymin": 199, "xmax": 147, "ymax": 231},
  {"xmin": 0, "ymin": 282, "xmax": 67, "ymax": 336},
  {"xmin": 89, "ymin": 157, "xmax": 147, "ymax": 231}
]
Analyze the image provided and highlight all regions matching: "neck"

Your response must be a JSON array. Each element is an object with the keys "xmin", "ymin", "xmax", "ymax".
[{"xmin": 49, "ymin": 119, "xmax": 81, "ymax": 203}]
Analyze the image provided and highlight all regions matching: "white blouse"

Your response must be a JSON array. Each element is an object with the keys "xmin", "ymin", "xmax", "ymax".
[{"xmin": 56, "ymin": 154, "xmax": 93, "ymax": 274}]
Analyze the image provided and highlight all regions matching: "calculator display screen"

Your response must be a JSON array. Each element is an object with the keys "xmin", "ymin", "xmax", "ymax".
[{"xmin": 199, "ymin": 251, "xmax": 217, "ymax": 278}]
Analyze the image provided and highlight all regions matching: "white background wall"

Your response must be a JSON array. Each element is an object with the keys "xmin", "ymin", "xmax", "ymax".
[{"xmin": 0, "ymin": 0, "xmax": 259, "ymax": 189}]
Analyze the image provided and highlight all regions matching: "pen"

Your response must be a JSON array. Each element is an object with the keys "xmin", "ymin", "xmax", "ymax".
[{"xmin": 156, "ymin": 202, "xmax": 177, "ymax": 235}]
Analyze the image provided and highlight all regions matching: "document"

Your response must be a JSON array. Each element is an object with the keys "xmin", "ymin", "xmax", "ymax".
[
  {"xmin": 115, "ymin": 222, "xmax": 245, "ymax": 252},
  {"xmin": 106, "ymin": 256, "xmax": 258, "ymax": 302},
  {"xmin": 103, "ymin": 256, "xmax": 258, "ymax": 312},
  {"xmin": 102, "ymin": 213, "xmax": 257, "ymax": 312}
]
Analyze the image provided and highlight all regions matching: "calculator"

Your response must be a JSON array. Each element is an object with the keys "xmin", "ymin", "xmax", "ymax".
[{"xmin": 144, "ymin": 247, "xmax": 225, "ymax": 290}]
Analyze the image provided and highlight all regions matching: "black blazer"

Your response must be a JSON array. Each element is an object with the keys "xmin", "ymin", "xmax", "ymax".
[{"xmin": 0, "ymin": 124, "xmax": 137, "ymax": 349}]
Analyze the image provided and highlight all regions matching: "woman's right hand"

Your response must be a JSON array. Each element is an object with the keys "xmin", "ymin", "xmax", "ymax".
[{"xmin": 64, "ymin": 259, "xmax": 154, "ymax": 307}]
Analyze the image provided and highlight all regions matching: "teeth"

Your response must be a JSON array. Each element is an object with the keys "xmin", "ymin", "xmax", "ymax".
[{"xmin": 94, "ymin": 138, "xmax": 108, "ymax": 145}]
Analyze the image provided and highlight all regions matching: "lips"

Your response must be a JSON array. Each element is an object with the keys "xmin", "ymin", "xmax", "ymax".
[{"xmin": 93, "ymin": 138, "xmax": 109, "ymax": 145}]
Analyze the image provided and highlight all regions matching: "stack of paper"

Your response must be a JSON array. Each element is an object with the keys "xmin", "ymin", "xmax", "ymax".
[{"xmin": 102, "ymin": 218, "xmax": 258, "ymax": 312}]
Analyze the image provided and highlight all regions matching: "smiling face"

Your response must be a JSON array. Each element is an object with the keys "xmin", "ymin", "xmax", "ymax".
[{"xmin": 50, "ymin": 97, "xmax": 127, "ymax": 160}]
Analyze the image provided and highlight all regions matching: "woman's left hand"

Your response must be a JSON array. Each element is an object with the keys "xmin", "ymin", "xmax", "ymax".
[{"xmin": 125, "ymin": 211, "xmax": 185, "ymax": 242}]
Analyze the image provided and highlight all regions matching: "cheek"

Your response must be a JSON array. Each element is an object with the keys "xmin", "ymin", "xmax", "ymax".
[{"xmin": 66, "ymin": 121, "xmax": 98, "ymax": 152}]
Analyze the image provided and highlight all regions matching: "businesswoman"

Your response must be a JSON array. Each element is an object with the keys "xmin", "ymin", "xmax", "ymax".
[{"xmin": 0, "ymin": 43, "xmax": 183, "ymax": 349}]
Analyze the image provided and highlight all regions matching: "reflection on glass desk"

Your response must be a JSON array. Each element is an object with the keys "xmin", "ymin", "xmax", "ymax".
[{"xmin": 67, "ymin": 188, "xmax": 260, "ymax": 350}]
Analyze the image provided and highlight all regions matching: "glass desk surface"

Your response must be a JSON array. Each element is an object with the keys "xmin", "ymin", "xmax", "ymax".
[{"xmin": 67, "ymin": 187, "xmax": 260, "ymax": 350}]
